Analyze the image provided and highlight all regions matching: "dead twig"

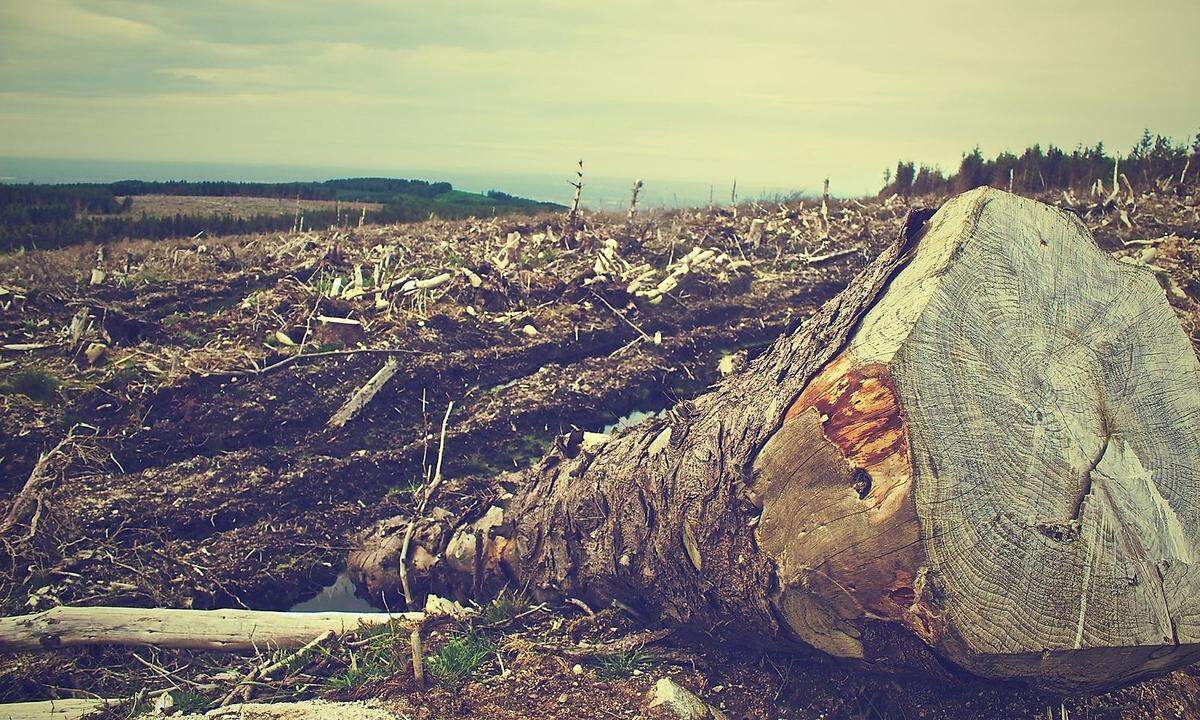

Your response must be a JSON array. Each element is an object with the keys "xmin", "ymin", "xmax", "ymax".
[
  {"xmin": 204, "ymin": 347, "xmax": 428, "ymax": 378},
  {"xmin": 801, "ymin": 246, "xmax": 860, "ymax": 265},
  {"xmin": 399, "ymin": 401, "xmax": 455, "ymax": 609},
  {"xmin": 220, "ymin": 628, "xmax": 335, "ymax": 706},
  {"xmin": 590, "ymin": 292, "xmax": 653, "ymax": 343},
  {"xmin": 0, "ymin": 430, "xmax": 79, "ymax": 538},
  {"xmin": 567, "ymin": 160, "xmax": 584, "ymax": 232},
  {"xmin": 410, "ymin": 614, "xmax": 454, "ymax": 689}
]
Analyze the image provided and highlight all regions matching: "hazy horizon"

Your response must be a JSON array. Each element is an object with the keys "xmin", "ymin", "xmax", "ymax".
[
  {"xmin": 0, "ymin": 154, "xmax": 801, "ymax": 208},
  {"xmin": 2, "ymin": 0, "xmax": 1197, "ymax": 197}
]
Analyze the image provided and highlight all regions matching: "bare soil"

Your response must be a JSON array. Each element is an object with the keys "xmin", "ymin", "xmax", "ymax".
[{"xmin": 1, "ymin": 186, "xmax": 1198, "ymax": 718}]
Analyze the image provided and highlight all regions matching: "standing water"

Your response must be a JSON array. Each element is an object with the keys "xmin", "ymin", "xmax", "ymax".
[
  {"xmin": 288, "ymin": 573, "xmax": 381, "ymax": 613},
  {"xmin": 601, "ymin": 408, "xmax": 661, "ymax": 435}
]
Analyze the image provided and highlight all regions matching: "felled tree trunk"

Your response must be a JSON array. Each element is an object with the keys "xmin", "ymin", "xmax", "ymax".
[{"xmin": 352, "ymin": 187, "xmax": 1200, "ymax": 694}]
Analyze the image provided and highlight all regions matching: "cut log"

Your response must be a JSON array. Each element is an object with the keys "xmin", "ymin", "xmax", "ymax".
[
  {"xmin": 749, "ymin": 187, "xmax": 1200, "ymax": 689},
  {"xmin": 0, "ymin": 698, "xmax": 114, "ymax": 720},
  {"xmin": 357, "ymin": 188, "xmax": 1200, "ymax": 693},
  {"xmin": 0, "ymin": 606, "xmax": 421, "ymax": 653}
]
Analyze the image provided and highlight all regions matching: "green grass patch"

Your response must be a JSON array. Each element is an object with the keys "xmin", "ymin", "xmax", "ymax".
[
  {"xmin": 325, "ymin": 651, "xmax": 389, "ymax": 692},
  {"xmin": 384, "ymin": 478, "xmax": 424, "ymax": 501},
  {"xmin": 323, "ymin": 621, "xmax": 409, "ymax": 692},
  {"xmin": 477, "ymin": 588, "xmax": 533, "ymax": 626},
  {"xmin": 179, "ymin": 330, "xmax": 205, "ymax": 347},
  {"xmin": 170, "ymin": 690, "xmax": 213, "ymax": 714},
  {"xmin": 426, "ymin": 629, "xmax": 495, "ymax": 687},
  {"xmin": 457, "ymin": 452, "xmax": 504, "ymax": 476},
  {"xmin": 1, "ymin": 368, "xmax": 61, "ymax": 403},
  {"xmin": 592, "ymin": 648, "xmax": 658, "ymax": 679}
]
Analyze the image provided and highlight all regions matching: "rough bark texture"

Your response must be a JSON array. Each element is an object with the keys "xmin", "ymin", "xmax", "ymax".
[
  {"xmin": 374, "ymin": 203, "xmax": 937, "ymax": 654},
  {"xmin": 362, "ymin": 188, "xmax": 1200, "ymax": 694}
]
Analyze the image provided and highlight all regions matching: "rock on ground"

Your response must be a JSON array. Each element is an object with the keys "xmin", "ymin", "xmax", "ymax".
[{"xmin": 644, "ymin": 677, "xmax": 725, "ymax": 720}]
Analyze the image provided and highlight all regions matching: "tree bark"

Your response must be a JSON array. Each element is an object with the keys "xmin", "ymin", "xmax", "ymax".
[{"xmin": 353, "ymin": 187, "xmax": 1200, "ymax": 694}]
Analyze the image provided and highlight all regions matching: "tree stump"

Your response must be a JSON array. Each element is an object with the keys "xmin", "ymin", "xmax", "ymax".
[
  {"xmin": 751, "ymin": 187, "xmax": 1200, "ymax": 690},
  {"xmin": 364, "ymin": 187, "xmax": 1200, "ymax": 693}
]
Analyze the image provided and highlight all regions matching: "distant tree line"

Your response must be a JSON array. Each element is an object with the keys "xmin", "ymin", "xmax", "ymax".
[
  {"xmin": 107, "ymin": 177, "xmax": 456, "ymax": 203},
  {"xmin": 881, "ymin": 129, "xmax": 1200, "ymax": 197},
  {"xmin": 0, "ymin": 177, "xmax": 561, "ymax": 253},
  {"xmin": 0, "ymin": 184, "xmax": 127, "ymax": 226}
]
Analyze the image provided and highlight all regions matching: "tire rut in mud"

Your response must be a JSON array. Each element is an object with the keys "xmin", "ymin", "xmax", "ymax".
[{"xmin": 34, "ymin": 285, "xmax": 828, "ymax": 611}]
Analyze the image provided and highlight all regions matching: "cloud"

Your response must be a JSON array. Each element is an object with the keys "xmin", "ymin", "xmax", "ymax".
[
  {"xmin": 3, "ymin": 0, "xmax": 160, "ymax": 40},
  {"xmin": 0, "ymin": 0, "xmax": 1197, "ymax": 194}
]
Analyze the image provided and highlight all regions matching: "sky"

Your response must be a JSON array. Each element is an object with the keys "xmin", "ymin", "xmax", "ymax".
[{"xmin": 0, "ymin": 0, "xmax": 1197, "ymax": 198}]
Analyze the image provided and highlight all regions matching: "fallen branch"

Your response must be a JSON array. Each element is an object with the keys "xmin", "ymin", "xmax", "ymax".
[
  {"xmin": 0, "ymin": 433, "xmax": 77, "ymax": 538},
  {"xmin": 327, "ymin": 356, "xmax": 402, "ymax": 428},
  {"xmin": 219, "ymin": 628, "xmax": 335, "ymax": 706},
  {"xmin": 502, "ymin": 628, "xmax": 698, "ymax": 667},
  {"xmin": 202, "ymin": 347, "xmax": 428, "ymax": 378},
  {"xmin": 0, "ymin": 698, "xmax": 115, "ymax": 720},
  {"xmin": 1122, "ymin": 236, "xmax": 1169, "ymax": 248},
  {"xmin": 0, "ymin": 606, "xmax": 423, "ymax": 653},
  {"xmin": 591, "ymin": 292, "xmax": 654, "ymax": 343},
  {"xmin": 801, "ymin": 246, "xmax": 860, "ymax": 265}
]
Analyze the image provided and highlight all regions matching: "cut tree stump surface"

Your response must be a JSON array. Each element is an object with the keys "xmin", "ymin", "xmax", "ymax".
[{"xmin": 755, "ymin": 188, "xmax": 1200, "ymax": 690}]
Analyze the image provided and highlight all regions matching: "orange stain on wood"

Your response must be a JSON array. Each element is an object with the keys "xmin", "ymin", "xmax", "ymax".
[
  {"xmin": 787, "ymin": 351, "xmax": 913, "ymax": 524},
  {"xmin": 761, "ymin": 350, "xmax": 942, "ymax": 650}
]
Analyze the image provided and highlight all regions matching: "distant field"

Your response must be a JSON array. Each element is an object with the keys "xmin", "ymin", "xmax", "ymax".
[
  {"xmin": 1, "ymin": 177, "xmax": 562, "ymax": 251},
  {"xmin": 116, "ymin": 194, "xmax": 383, "ymax": 219}
]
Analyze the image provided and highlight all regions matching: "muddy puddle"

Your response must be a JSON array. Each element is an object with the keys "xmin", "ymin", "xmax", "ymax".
[
  {"xmin": 601, "ymin": 408, "xmax": 661, "ymax": 434},
  {"xmin": 288, "ymin": 573, "xmax": 381, "ymax": 613}
]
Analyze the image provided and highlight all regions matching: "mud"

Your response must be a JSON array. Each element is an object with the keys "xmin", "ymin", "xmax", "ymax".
[{"xmin": 1, "ymin": 188, "xmax": 1198, "ymax": 717}]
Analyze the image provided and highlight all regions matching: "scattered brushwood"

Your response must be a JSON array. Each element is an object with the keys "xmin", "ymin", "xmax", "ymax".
[
  {"xmin": 1, "ymin": 179, "xmax": 1198, "ymax": 718},
  {"xmin": 0, "ymin": 593, "xmax": 1187, "ymax": 720},
  {"xmin": 589, "ymin": 238, "xmax": 752, "ymax": 305}
]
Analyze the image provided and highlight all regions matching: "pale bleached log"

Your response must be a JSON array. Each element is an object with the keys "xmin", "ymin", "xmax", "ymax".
[
  {"xmin": 0, "ymin": 606, "xmax": 421, "ymax": 653},
  {"xmin": 0, "ymin": 698, "xmax": 113, "ymax": 720},
  {"xmin": 399, "ymin": 272, "xmax": 452, "ymax": 295},
  {"xmin": 327, "ymin": 356, "xmax": 401, "ymax": 428}
]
